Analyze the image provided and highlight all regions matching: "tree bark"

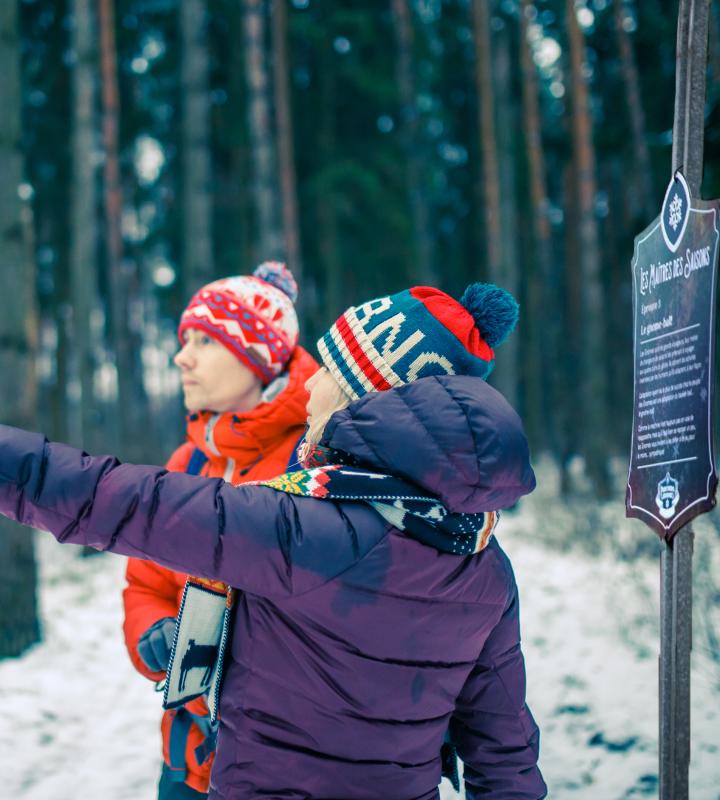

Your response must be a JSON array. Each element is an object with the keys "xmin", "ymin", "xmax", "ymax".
[
  {"xmin": 562, "ymin": 159, "xmax": 581, "ymax": 495},
  {"xmin": 519, "ymin": 0, "xmax": 558, "ymax": 457},
  {"xmin": 242, "ymin": 0, "xmax": 283, "ymax": 261},
  {"xmin": 471, "ymin": 0, "xmax": 502, "ymax": 276},
  {"xmin": 316, "ymin": 50, "xmax": 343, "ymax": 338},
  {"xmin": 214, "ymin": 3, "xmax": 252, "ymax": 278},
  {"xmin": 613, "ymin": 0, "xmax": 655, "ymax": 221},
  {"xmin": 98, "ymin": 0, "xmax": 132, "ymax": 455},
  {"xmin": 69, "ymin": 0, "xmax": 99, "ymax": 452},
  {"xmin": 272, "ymin": 0, "xmax": 304, "ymax": 298},
  {"xmin": 492, "ymin": 20, "xmax": 519, "ymax": 411},
  {"xmin": 181, "ymin": 0, "xmax": 214, "ymax": 296},
  {"xmin": 603, "ymin": 157, "xmax": 633, "ymax": 453},
  {"xmin": 0, "ymin": 0, "xmax": 40, "ymax": 658},
  {"xmin": 471, "ymin": 1, "xmax": 516, "ymax": 402},
  {"xmin": 567, "ymin": 0, "xmax": 611, "ymax": 496},
  {"xmin": 391, "ymin": 0, "xmax": 435, "ymax": 286}
]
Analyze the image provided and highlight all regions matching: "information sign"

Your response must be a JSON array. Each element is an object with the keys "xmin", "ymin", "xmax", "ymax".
[{"xmin": 627, "ymin": 171, "xmax": 719, "ymax": 539}]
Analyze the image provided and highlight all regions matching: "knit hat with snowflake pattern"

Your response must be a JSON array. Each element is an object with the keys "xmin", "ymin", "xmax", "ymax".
[
  {"xmin": 317, "ymin": 283, "xmax": 518, "ymax": 400},
  {"xmin": 178, "ymin": 262, "xmax": 299, "ymax": 384}
]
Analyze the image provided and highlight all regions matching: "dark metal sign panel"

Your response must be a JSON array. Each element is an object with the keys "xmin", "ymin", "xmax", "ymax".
[{"xmin": 627, "ymin": 172, "xmax": 719, "ymax": 540}]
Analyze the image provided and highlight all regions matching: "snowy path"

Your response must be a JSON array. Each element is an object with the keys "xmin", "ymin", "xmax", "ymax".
[{"xmin": 1, "ymin": 524, "xmax": 719, "ymax": 799}]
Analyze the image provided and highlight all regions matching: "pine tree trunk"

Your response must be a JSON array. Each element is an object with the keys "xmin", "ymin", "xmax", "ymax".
[
  {"xmin": 471, "ymin": 0, "xmax": 515, "ymax": 402},
  {"xmin": 242, "ymin": 0, "xmax": 283, "ymax": 261},
  {"xmin": 613, "ymin": 0, "xmax": 655, "ymax": 221},
  {"xmin": 271, "ymin": 0, "xmax": 304, "ymax": 296},
  {"xmin": 493, "ymin": 21, "xmax": 519, "ymax": 411},
  {"xmin": 181, "ymin": 0, "xmax": 214, "ymax": 295},
  {"xmin": 567, "ymin": 0, "xmax": 610, "ymax": 496},
  {"xmin": 0, "ymin": 0, "xmax": 40, "ymax": 658},
  {"xmin": 98, "ymin": 0, "xmax": 131, "ymax": 455},
  {"xmin": 562, "ymin": 160, "xmax": 581, "ymax": 495},
  {"xmin": 391, "ymin": 0, "xmax": 435, "ymax": 285},
  {"xmin": 519, "ymin": 0, "xmax": 558, "ymax": 457},
  {"xmin": 69, "ymin": 0, "xmax": 99, "ymax": 452},
  {"xmin": 471, "ymin": 0, "xmax": 502, "ymax": 275},
  {"xmin": 219, "ymin": 4, "xmax": 252, "ymax": 277},
  {"xmin": 604, "ymin": 157, "xmax": 632, "ymax": 453},
  {"xmin": 316, "ymin": 56, "xmax": 343, "ymax": 337},
  {"xmin": 52, "ymin": 301, "xmax": 71, "ymax": 444}
]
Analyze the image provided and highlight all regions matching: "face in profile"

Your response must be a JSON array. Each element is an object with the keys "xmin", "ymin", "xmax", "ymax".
[{"xmin": 174, "ymin": 328, "xmax": 263, "ymax": 413}]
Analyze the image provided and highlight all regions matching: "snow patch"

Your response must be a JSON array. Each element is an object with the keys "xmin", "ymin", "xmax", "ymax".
[{"xmin": 2, "ymin": 514, "xmax": 720, "ymax": 799}]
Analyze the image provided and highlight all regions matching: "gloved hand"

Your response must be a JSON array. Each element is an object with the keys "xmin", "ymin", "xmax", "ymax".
[{"xmin": 137, "ymin": 616, "xmax": 176, "ymax": 673}]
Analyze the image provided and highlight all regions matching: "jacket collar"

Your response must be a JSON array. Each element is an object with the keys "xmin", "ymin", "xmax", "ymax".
[{"xmin": 186, "ymin": 347, "xmax": 317, "ymax": 463}]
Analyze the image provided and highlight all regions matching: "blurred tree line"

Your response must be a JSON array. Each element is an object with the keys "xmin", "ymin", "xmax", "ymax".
[{"xmin": 1, "ymin": 0, "xmax": 720, "ymax": 656}]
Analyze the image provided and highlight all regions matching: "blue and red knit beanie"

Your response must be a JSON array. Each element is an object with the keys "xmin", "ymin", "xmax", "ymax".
[
  {"xmin": 178, "ymin": 262, "xmax": 299, "ymax": 384},
  {"xmin": 317, "ymin": 283, "xmax": 518, "ymax": 400}
]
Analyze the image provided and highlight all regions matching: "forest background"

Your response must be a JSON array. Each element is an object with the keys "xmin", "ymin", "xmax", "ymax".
[{"xmin": 1, "ymin": 0, "xmax": 720, "ymax": 685}]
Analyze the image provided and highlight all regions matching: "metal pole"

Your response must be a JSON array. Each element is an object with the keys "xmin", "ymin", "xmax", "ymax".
[
  {"xmin": 680, "ymin": 0, "xmax": 712, "ymax": 193},
  {"xmin": 659, "ymin": 544, "xmax": 674, "ymax": 794},
  {"xmin": 659, "ymin": 527, "xmax": 694, "ymax": 799},
  {"xmin": 671, "ymin": 0, "xmax": 711, "ymax": 192},
  {"xmin": 670, "ymin": 0, "xmax": 691, "ymax": 174},
  {"xmin": 660, "ymin": 2, "xmax": 710, "ymax": 797}
]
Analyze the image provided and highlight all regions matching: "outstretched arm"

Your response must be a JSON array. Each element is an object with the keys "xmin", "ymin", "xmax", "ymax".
[
  {"xmin": 0, "ymin": 426, "xmax": 387, "ymax": 598},
  {"xmin": 449, "ymin": 587, "xmax": 547, "ymax": 800}
]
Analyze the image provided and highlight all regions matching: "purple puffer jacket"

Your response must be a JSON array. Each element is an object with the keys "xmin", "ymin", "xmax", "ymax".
[{"xmin": 0, "ymin": 375, "xmax": 546, "ymax": 800}]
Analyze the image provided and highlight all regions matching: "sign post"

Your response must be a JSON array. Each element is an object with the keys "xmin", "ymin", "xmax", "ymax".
[{"xmin": 626, "ymin": 2, "xmax": 716, "ymax": 797}]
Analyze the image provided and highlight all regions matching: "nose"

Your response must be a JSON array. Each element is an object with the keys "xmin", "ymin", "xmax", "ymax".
[
  {"xmin": 174, "ymin": 342, "xmax": 195, "ymax": 370},
  {"xmin": 305, "ymin": 368, "xmax": 321, "ymax": 394}
]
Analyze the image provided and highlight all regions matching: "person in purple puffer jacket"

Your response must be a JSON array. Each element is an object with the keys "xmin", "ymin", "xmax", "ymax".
[{"xmin": 0, "ymin": 282, "xmax": 547, "ymax": 800}]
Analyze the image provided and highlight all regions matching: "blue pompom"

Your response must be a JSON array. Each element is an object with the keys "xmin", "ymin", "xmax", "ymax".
[
  {"xmin": 460, "ymin": 283, "xmax": 519, "ymax": 348},
  {"xmin": 253, "ymin": 261, "xmax": 298, "ymax": 303}
]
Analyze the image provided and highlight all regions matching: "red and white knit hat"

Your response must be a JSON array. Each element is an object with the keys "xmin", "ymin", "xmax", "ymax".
[
  {"xmin": 317, "ymin": 283, "xmax": 518, "ymax": 400},
  {"xmin": 178, "ymin": 262, "xmax": 299, "ymax": 384}
]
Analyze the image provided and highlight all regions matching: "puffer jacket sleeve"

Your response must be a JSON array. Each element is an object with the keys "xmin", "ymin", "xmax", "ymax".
[
  {"xmin": 123, "ymin": 443, "xmax": 193, "ymax": 680},
  {"xmin": 449, "ymin": 587, "xmax": 547, "ymax": 800},
  {"xmin": 0, "ymin": 427, "xmax": 387, "ymax": 598}
]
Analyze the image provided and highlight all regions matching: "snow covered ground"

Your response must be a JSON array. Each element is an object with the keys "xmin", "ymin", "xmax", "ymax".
[{"xmin": 2, "ymin": 508, "xmax": 719, "ymax": 799}]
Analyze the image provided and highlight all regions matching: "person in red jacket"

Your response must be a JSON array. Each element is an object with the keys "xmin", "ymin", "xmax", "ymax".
[{"xmin": 123, "ymin": 262, "xmax": 318, "ymax": 799}]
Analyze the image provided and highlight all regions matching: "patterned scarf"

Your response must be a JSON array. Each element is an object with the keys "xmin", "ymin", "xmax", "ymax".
[{"xmin": 257, "ymin": 444, "xmax": 499, "ymax": 556}]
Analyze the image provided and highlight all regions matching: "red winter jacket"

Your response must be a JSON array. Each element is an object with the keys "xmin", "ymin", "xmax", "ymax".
[{"xmin": 122, "ymin": 347, "xmax": 318, "ymax": 794}]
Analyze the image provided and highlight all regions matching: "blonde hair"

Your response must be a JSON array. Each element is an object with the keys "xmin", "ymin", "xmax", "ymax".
[{"xmin": 304, "ymin": 375, "xmax": 353, "ymax": 447}]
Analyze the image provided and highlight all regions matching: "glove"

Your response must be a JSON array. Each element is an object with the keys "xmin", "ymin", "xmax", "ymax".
[{"xmin": 137, "ymin": 616, "xmax": 176, "ymax": 673}]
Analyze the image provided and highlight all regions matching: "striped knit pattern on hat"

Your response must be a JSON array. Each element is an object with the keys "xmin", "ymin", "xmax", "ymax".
[
  {"xmin": 179, "ymin": 262, "xmax": 299, "ymax": 384},
  {"xmin": 317, "ymin": 286, "xmax": 499, "ymax": 400}
]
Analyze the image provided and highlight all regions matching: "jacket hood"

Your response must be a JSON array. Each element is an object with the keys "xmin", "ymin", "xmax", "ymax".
[
  {"xmin": 321, "ymin": 375, "xmax": 536, "ymax": 513},
  {"xmin": 187, "ymin": 346, "xmax": 318, "ymax": 463}
]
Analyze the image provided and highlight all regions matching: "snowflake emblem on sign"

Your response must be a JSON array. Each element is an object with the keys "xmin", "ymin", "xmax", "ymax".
[{"xmin": 668, "ymin": 192, "xmax": 683, "ymax": 231}]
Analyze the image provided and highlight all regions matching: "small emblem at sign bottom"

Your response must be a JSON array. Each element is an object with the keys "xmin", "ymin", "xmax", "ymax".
[{"xmin": 656, "ymin": 472, "xmax": 680, "ymax": 519}]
